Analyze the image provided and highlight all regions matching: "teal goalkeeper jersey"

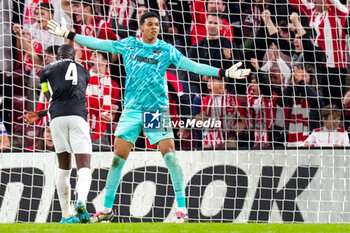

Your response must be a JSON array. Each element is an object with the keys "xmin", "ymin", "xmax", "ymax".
[{"xmin": 74, "ymin": 35, "xmax": 221, "ymax": 111}]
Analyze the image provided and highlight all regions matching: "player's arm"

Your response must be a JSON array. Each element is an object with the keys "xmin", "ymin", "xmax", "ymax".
[
  {"xmin": 41, "ymin": 82, "xmax": 51, "ymax": 100},
  {"xmin": 47, "ymin": 18, "xmax": 120, "ymax": 54},
  {"xmin": 18, "ymin": 110, "xmax": 48, "ymax": 125},
  {"xmin": 40, "ymin": 68, "xmax": 51, "ymax": 100},
  {"xmin": 171, "ymin": 47, "xmax": 250, "ymax": 80},
  {"xmin": 181, "ymin": 57, "xmax": 250, "ymax": 80}
]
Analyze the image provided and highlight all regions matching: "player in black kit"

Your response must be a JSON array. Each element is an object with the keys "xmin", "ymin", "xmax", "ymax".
[{"xmin": 20, "ymin": 44, "xmax": 92, "ymax": 224}]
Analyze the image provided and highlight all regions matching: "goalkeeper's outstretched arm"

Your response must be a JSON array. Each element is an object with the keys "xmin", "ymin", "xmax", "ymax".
[
  {"xmin": 48, "ymin": 18, "xmax": 250, "ymax": 79},
  {"xmin": 47, "ymin": 18, "xmax": 118, "ymax": 54},
  {"xmin": 177, "ymin": 56, "xmax": 251, "ymax": 80}
]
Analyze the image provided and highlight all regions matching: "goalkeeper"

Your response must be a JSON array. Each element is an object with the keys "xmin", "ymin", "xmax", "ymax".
[{"xmin": 48, "ymin": 12, "xmax": 250, "ymax": 223}]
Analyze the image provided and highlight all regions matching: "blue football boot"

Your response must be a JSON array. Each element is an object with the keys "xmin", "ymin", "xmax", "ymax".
[
  {"xmin": 75, "ymin": 200, "xmax": 91, "ymax": 223},
  {"xmin": 60, "ymin": 215, "xmax": 79, "ymax": 224}
]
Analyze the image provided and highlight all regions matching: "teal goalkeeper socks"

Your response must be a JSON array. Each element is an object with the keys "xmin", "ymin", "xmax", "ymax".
[
  {"xmin": 104, "ymin": 154, "xmax": 126, "ymax": 209},
  {"xmin": 163, "ymin": 152, "xmax": 186, "ymax": 208}
]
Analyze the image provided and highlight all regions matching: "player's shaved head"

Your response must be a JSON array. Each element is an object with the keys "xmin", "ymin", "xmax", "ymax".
[{"xmin": 57, "ymin": 44, "xmax": 76, "ymax": 60}]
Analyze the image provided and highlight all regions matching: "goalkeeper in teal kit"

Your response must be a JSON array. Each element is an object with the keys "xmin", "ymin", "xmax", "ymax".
[{"xmin": 48, "ymin": 12, "xmax": 250, "ymax": 223}]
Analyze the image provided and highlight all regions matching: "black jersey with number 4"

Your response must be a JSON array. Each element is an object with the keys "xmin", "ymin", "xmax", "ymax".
[{"xmin": 40, "ymin": 59, "xmax": 90, "ymax": 121}]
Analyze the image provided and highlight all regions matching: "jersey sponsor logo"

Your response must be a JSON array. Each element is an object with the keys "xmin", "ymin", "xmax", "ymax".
[{"xmin": 134, "ymin": 55, "xmax": 158, "ymax": 65}]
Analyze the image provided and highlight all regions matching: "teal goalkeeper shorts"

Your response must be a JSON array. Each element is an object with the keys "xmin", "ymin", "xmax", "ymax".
[{"xmin": 114, "ymin": 108, "xmax": 174, "ymax": 145}]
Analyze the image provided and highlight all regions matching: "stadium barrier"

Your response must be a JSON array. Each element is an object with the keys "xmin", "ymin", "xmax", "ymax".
[{"xmin": 0, "ymin": 150, "xmax": 349, "ymax": 223}]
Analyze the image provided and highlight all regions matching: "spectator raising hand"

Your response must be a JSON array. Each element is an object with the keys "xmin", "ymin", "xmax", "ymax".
[
  {"xmin": 293, "ymin": 66, "xmax": 308, "ymax": 84},
  {"xmin": 250, "ymin": 58, "xmax": 261, "ymax": 71},
  {"xmin": 288, "ymin": 0, "xmax": 349, "ymax": 108},
  {"xmin": 289, "ymin": 12, "xmax": 306, "ymax": 36},
  {"xmin": 261, "ymin": 9, "xmax": 277, "ymax": 35},
  {"xmin": 289, "ymin": 12, "xmax": 299, "ymax": 25}
]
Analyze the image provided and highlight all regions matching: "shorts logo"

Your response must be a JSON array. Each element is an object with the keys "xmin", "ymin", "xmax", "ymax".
[{"xmin": 144, "ymin": 110, "xmax": 161, "ymax": 129}]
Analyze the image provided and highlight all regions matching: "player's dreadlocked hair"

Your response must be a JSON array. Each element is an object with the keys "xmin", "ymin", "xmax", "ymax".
[{"xmin": 57, "ymin": 44, "xmax": 76, "ymax": 61}]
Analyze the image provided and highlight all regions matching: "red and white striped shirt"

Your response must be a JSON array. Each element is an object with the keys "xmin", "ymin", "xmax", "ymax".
[
  {"xmin": 201, "ymin": 91, "xmax": 245, "ymax": 148},
  {"xmin": 108, "ymin": 0, "xmax": 136, "ymax": 28},
  {"xmin": 247, "ymin": 86, "xmax": 275, "ymax": 148},
  {"xmin": 78, "ymin": 16, "xmax": 117, "ymax": 40},
  {"xmin": 241, "ymin": 5, "xmax": 263, "ymax": 38},
  {"xmin": 288, "ymin": 0, "xmax": 349, "ymax": 68},
  {"xmin": 167, "ymin": 71, "xmax": 184, "ymax": 126},
  {"xmin": 87, "ymin": 70, "xmax": 120, "ymax": 140},
  {"xmin": 286, "ymin": 99, "xmax": 310, "ymax": 147}
]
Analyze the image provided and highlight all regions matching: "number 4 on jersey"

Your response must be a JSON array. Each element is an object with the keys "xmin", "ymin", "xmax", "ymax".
[{"xmin": 65, "ymin": 63, "xmax": 78, "ymax": 85}]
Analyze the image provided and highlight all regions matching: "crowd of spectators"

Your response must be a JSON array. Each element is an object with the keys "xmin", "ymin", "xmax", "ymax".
[{"xmin": 5, "ymin": 0, "xmax": 350, "ymax": 151}]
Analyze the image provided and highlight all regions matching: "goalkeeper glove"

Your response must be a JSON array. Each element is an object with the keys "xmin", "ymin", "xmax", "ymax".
[
  {"xmin": 220, "ymin": 62, "xmax": 251, "ymax": 79},
  {"xmin": 48, "ymin": 18, "xmax": 72, "ymax": 39}
]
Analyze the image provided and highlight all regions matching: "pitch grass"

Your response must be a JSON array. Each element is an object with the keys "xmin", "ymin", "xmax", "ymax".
[{"xmin": 1, "ymin": 223, "xmax": 350, "ymax": 233}]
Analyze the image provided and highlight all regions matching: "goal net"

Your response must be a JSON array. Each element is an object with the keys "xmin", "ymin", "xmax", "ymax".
[{"xmin": 1, "ymin": 0, "xmax": 350, "ymax": 223}]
